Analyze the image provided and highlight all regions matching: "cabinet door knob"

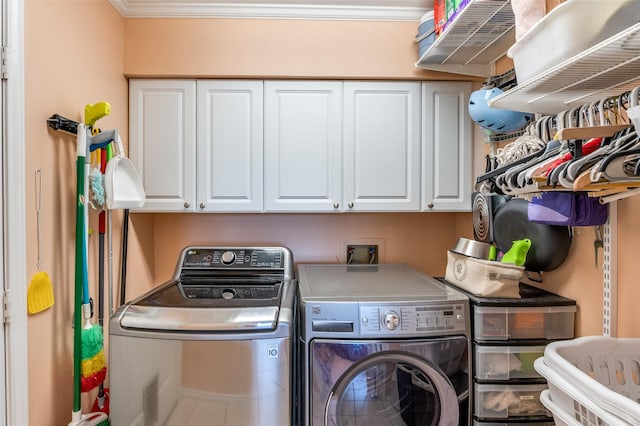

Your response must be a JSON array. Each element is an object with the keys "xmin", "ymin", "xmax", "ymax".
[
  {"xmin": 199, "ymin": 202, "xmax": 205, "ymax": 209},
  {"xmin": 348, "ymin": 202, "xmax": 354, "ymax": 209},
  {"xmin": 184, "ymin": 202, "xmax": 190, "ymax": 209},
  {"xmin": 427, "ymin": 202, "xmax": 434, "ymax": 209},
  {"xmin": 333, "ymin": 202, "xmax": 340, "ymax": 209}
]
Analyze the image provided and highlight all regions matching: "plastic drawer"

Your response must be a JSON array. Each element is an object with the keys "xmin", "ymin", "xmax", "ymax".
[
  {"xmin": 474, "ymin": 305, "xmax": 576, "ymax": 341},
  {"xmin": 475, "ymin": 345, "xmax": 545, "ymax": 381},
  {"xmin": 474, "ymin": 383, "xmax": 551, "ymax": 419}
]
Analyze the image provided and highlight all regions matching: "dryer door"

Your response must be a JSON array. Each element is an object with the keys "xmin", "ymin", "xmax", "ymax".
[{"xmin": 310, "ymin": 338, "xmax": 468, "ymax": 426}]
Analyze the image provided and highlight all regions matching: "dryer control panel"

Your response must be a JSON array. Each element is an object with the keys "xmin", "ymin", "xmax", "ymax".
[
  {"xmin": 359, "ymin": 302, "xmax": 467, "ymax": 336},
  {"xmin": 305, "ymin": 301, "xmax": 468, "ymax": 339}
]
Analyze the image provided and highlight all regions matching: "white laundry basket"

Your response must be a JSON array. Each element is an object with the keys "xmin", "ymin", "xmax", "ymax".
[
  {"xmin": 535, "ymin": 336, "xmax": 640, "ymax": 425},
  {"xmin": 535, "ymin": 358, "xmax": 629, "ymax": 426},
  {"xmin": 539, "ymin": 389, "xmax": 582, "ymax": 426}
]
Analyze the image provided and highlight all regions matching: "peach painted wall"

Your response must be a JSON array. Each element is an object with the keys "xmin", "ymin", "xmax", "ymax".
[
  {"xmin": 25, "ymin": 1, "xmax": 127, "ymax": 424},
  {"xmin": 132, "ymin": 212, "xmax": 460, "ymax": 282},
  {"xmin": 123, "ymin": 18, "xmax": 475, "ymax": 81},
  {"xmin": 614, "ymin": 198, "xmax": 640, "ymax": 337},
  {"xmin": 23, "ymin": 3, "xmax": 640, "ymax": 425}
]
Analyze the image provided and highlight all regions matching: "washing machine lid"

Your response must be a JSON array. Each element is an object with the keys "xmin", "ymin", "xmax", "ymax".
[
  {"xmin": 118, "ymin": 304, "xmax": 279, "ymax": 331},
  {"xmin": 297, "ymin": 264, "xmax": 467, "ymax": 303},
  {"xmin": 116, "ymin": 280, "xmax": 288, "ymax": 331}
]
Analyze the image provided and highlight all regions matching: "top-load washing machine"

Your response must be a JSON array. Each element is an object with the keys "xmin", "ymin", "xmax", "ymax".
[
  {"xmin": 297, "ymin": 263, "xmax": 471, "ymax": 426},
  {"xmin": 109, "ymin": 246, "xmax": 296, "ymax": 426}
]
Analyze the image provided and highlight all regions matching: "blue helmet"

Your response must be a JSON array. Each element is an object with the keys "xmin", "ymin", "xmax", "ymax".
[{"xmin": 468, "ymin": 87, "xmax": 533, "ymax": 133}]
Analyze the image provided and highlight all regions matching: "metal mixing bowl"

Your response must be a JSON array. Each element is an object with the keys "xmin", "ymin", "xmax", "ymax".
[{"xmin": 453, "ymin": 238, "xmax": 495, "ymax": 260}]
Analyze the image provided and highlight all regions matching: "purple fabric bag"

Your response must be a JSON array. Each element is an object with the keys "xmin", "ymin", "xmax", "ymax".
[{"xmin": 528, "ymin": 192, "xmax": 608, "ymax": 226}]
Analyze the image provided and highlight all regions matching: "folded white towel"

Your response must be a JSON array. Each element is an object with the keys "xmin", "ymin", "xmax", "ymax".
[{"xmin": 511, "ymin": 0, "xmax": 547, "ymax": 41}]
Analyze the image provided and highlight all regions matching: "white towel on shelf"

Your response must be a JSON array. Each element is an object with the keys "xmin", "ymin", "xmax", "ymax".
[{"xmin": 511, "ymin": 0, "xmax": 547, "ymax": 41}]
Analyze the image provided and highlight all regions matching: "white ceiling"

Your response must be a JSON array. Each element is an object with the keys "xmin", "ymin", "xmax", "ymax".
[{"xmin": 109, "ymin": 0, "xmax": 434, "ymax": 21}]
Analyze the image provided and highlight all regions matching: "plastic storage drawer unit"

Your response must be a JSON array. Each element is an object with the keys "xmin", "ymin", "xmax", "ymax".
[
  {"xmin": 475, "ymin": 344, "xmax": 545, "ymax": 382},
  {"xmin": 475, "ymin": 383, "xmax": 551, "ymax": 419},
  {"xmin": 474, "ymin": 305, "xmax": 576, "ymax": 341}
]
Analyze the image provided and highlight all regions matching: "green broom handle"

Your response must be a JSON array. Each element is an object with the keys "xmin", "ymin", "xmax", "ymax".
[{"xmin": 73, "ymin": 125, "xmax": 87, "ymax": 414}]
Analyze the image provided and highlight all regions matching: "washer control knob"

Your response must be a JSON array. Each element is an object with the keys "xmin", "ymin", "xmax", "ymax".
[
  {"xmin": 383, "ymin": 311, "xmax": 400, "ymax": 330},
  {"xmin": 221, "ymin": 251, "xmax": 236, "ymax": 265},
  {"xmin": 222, "ymin": 289, "xmax": 236, "ymax": 299}
]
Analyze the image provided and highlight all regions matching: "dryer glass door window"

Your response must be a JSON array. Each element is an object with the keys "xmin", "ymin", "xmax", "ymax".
[{"xmin": 310, "ymin": 338, "xmax": 468, "ymax": 426}]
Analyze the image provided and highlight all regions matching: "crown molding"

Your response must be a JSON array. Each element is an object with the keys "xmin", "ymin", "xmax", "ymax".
[{"xmin": 109, "ymin": 0, "xmax": 427, "ymax": 21}]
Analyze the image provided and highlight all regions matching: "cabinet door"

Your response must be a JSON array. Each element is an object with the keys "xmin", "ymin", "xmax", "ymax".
[
  {"xmin": 422, "ymin": 81, "xmax": 472, "ymax": 212},
  {"xmin": 264, "ymin": 81, "xmax": 343, "ymax": 212},
  {"xmin": 197, "ymin": 81, "xmax": 263, "ymax": 212},
  {"xmin": 343, "ymin": 82, "xmax": 421, "ymax": 211},
  {"xmin": 129, "ymin": 80, "xmax": 196, "ymax": 211}
]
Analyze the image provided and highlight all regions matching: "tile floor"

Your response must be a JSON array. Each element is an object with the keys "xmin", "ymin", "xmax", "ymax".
[{"xmin": 163, "ymin": 393, "xmax": 273, "ymax": 425}]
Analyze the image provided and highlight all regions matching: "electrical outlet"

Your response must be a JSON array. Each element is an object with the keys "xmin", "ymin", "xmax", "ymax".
[{"xmin": 346, "ymin": 244, "xmax": 378, "ymax": 264}]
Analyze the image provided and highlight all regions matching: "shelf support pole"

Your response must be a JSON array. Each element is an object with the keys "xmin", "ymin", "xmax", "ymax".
[{"xmin": 603, "ymin": 201, "xmax": 617, "ymax": 337}]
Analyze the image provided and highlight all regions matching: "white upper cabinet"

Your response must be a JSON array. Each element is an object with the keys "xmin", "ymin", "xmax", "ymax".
[
  {"xmin": 129, "ymin": 79, "xmax": 196, "ymax": 211},
  {"xmin": 197, "ymin": 80, "xmax": 264, "ymax": 212},
  {"xmin": 422, "ymin": 81, "xmax": 473, "ymax": 211},
  {"xmin": 264, "ymin": 81, "xmax": 343, "ymax": 212},
  {"xmin": 343, "ymin": 81, "xmax": 421, "ymax": 211},
  {"xmin": 130, "ymin": 79, "xmax": 472, "ymax": 213},
  {"xmin": 264, "ymin": 80, "xmax": 421, "ymax": 212},
  {"xmin": 129, "ymin": 79, "xmax": 263, "ymax": 212}
]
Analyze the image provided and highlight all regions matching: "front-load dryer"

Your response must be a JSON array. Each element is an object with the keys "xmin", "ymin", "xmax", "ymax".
[{"xmin": 297, "ymin": 263, "xmax": 471, "ymax": 426}]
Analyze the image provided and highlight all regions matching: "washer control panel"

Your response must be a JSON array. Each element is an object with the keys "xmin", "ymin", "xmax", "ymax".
[
  {"xmin": 359, "ymin": 302, "xmax": 467, "ymax": 336},
  {"xmin": 181, "ymin": 248, "xmax": 284, "ymax": 269}
]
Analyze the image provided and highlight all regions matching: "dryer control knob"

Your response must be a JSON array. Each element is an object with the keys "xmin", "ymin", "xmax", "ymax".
[
  {"xmin": 221, "ymin": 251, "xmax": 236, "ymax": 265},
  {"xmin": 383, "ymin": 311, "xmax": 400, "ymax": 330}
]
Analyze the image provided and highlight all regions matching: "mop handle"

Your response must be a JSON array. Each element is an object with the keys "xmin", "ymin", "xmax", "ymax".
[
  {"xmin": 82, "ymin": 126, "xmax": 91, "ymax": 307},
  {"xmin": 72, "ymin": 124, "xmax": 87, "ymax": 414}
]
